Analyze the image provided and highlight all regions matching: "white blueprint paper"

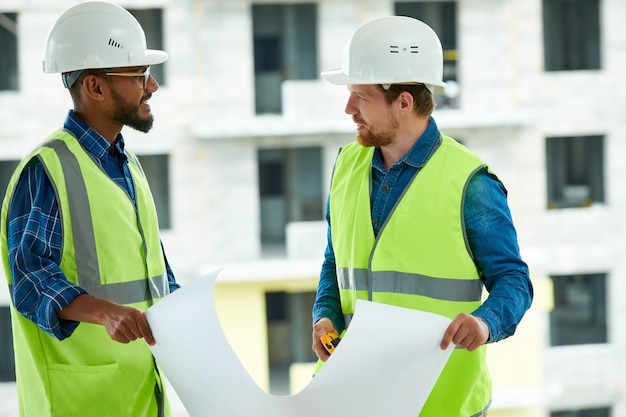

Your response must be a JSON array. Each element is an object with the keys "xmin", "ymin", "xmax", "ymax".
[{"xmin": 145, "ymin": 270, "xmax": 454, "ymax": 417}]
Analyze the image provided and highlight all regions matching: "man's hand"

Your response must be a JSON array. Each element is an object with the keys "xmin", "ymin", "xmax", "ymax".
[
  {"xmin": 57, "ymin": 294, "xmax": 155, "ymax": 345},
  {"xmin": 312, "ymin": 318, "xmax": 337, "ymax": 362},
  {"xmin": 440, "ymin": 313, "xmax": 489, "ymax": 351},
  {"xmin": 100, "ymin": 304, "xmax": 155, "ymax": 346}
]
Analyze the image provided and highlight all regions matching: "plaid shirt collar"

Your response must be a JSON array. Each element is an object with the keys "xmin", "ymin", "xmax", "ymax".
[{"xmin": 63, "ymin": 110, "xmax": 125, "ymax": 160}]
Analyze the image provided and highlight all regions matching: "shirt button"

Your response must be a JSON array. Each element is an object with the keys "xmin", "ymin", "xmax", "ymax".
[
  {"xmin": 372, "ymin": 219, "xmax": 379, "ymax": 226},
  {"xmin": 382, "ymin": 185, "xmax": 389, "ymax": 192}
]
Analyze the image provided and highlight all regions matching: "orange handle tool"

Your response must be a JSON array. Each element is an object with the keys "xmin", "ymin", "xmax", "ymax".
[{"xmin": 321, "ymin": 331, "xmax": 341, "ymax": 354}]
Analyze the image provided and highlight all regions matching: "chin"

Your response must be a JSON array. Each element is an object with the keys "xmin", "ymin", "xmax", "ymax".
[{"xmin": 356, "ymin": 134, "xmax": 374, "ymax": 148}]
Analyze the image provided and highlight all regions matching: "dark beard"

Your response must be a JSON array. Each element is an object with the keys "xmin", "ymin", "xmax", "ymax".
[{"xmin": 110, "ymin": 88, "xmax": 154, "ymax": 133}]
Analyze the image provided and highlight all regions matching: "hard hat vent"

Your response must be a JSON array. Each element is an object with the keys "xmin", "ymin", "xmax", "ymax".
[
  {"xmin": 108, "ymin": 38, "xmax": 124, "ymax": 49},
  {"xmin": 389, "ymin": 45, "xmax": 419, "ymax": 54}
]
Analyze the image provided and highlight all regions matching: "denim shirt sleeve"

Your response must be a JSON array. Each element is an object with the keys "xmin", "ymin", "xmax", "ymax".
[
  {"xmin": 7, "ymin": 163, "xmax": 86, "ymax": 340},
  {"xmin": 312, "ymin": 196, "xmax": 345, "ymax": 333},
  {"xmin": 465, "ymin": 168, "xmax": 534, "ymax": 343}
]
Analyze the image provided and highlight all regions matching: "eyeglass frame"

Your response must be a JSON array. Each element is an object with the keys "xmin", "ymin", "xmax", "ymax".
[{"xmin": 103, "ymin": 66, "xmax": 151, "ymax": 89}]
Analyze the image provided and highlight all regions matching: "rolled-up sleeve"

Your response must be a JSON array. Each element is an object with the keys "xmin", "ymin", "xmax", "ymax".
[
  {"xmin": 312, "ymin": 196, "xmax": 345, "ymax": 333},
  {"xmin": 464, "ymin": 168, "xmax": 534, "ymax": 343},
  {"xmin": 7, "ymin": 163, "xmax": 86, "ymax": 340}
]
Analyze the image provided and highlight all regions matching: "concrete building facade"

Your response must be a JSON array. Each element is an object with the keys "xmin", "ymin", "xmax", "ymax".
[{"xmin": 1, "ymin": 1, "xmax": 625, "ymax": 416}]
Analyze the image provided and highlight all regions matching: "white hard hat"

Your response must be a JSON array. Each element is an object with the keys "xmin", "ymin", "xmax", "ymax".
[
  {"xmin": 321, "ymin": 16, "xmax": 445, "ymax": 88},
  {"xmin": 43, "ymin": 0, "xmax": 167, "ymax": 74}
]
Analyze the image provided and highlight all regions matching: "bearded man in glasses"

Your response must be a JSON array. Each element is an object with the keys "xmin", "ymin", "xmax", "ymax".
[{"xmin": 0, "ymin": 2, "xmax": 179, "ymax": 416}]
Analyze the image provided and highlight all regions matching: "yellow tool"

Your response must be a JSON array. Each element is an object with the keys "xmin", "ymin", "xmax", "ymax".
[{"xmin": 321, "ymin": 331, "xmax": 341, "ymax": 354}]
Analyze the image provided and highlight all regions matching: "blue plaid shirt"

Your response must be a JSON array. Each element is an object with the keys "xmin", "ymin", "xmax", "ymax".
[{"xmin": 6, "ymin": 110, "xmax": 178, "ymax": 340}]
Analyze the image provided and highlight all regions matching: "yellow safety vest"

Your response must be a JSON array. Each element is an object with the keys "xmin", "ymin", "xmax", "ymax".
[
  {"xmin": 1, "ymin": 130, "xmax": 171, "ymax": 417},
  {"xmin": 330, "ymin": 136, "xmax": 492, "ymax": 416}
]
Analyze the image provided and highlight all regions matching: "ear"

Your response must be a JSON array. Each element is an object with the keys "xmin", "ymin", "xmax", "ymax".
[
  {"xmin": 397, "ymin": 91, "xmax": 414, "ymax": 114},
  {"xmin": 80, "ymin": 74, "xmax": 107, "ymax": 102}
]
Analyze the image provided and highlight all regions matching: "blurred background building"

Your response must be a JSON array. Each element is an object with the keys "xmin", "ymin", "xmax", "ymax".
[{"xmin": 1, "ymin": 0, "xmax": 625, "ymax": 416}]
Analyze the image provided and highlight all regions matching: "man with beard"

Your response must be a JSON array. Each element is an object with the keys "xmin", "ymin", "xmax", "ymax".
[
  {"xmin": 0, "ymin": 2, "xmax": 179, "ymax": 416},
  {"xmin": 311, "ymin": 16, "xmax": 533, "ymax": 417}
]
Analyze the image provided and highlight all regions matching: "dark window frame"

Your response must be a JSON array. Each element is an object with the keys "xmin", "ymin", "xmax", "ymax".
[
  {"xmin": 549, "ymin": 272, "xmax": 608, "ymax": 346},
  {"xmin": 551, "ymin": 406, "xmax": 611, "ymax": 417},
  {"xmin": 128, "ymin": 8, "xmax": 166, "ymax": 86},
  {"xmin": 252, "ymin": 3, "xmax": 318, "ymax": 114},
  {"xmin": 543, "ymin": 0, "xmax": 601, "ymax": 71},
  {"xmin": 0, "ymin": 306, "xmax": 15, "ymax": 381},
  {"xmin": 257, "ymin": 146, "xmax": 324, "ymax": 252},
  {"xmin": 265, "ymin": 290, "xmax": 317, "ymax": 394},
  {"xmin": 546, "ymin": 135, "xmax": 604, "ymax": 209},
  {"xmin": 137, "ymin": 154, "xmax": 171, "ymax": 230},
  {"xmin": 0, "ymin": 12, "xmax": 19, "ymax": 91}
]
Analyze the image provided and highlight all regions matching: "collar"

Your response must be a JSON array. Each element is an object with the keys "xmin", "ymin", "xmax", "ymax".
[
  {"xmin": 372, "ymin": 117, "xmax": 443, "ymax": 173},
  {"xmin": 63, "ymin": 110, "xmax": 125, "ymax": 160}
]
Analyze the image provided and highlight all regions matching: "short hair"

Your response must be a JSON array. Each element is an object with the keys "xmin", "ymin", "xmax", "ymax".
[
  {"xmin": 66, "ymin": 69, "xmax": 103, "ymax": 105},
  {"xmin": 66, "ymin": 72, "xmax": 83, "ymax": 104},
  {"xmin": 378, "ymin": 84, "xmax": 435, "ymax": 118}
]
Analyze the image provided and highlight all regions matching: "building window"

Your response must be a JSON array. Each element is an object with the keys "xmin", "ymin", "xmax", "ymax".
[
  {"xmin": 252, "ymin": 4, "xmax": 318, "ymax": 114},
  {"xmin": 0, "ymin": 162, "xmax": 18, "ymax": 382},
  {"xmin": 0, "ymin": 160, "xmax": 19, "ymax": 199},
  {"xmin": 546, "ymin": 135, "xmax": 604, "ymax": 209},
  {"xmin": 265, "ymin": 291, "xmax": 317, "ymax": 394},
  {"xmin": 394, "ymin": 1, "xmax": 458, "ymax": 108},
  {"xmin": 543, "ymin": 0, "xmax": 601, "ymax": 71},
  {"xmin": 551, "ymin": 407, "xmax": 611, "ymax": 417},
  {"xmin": 128, "ymin": 9, "xmax": 166, "ymax": 86},
  {"xmin": 258, "ymin": 147, "xmax": 323, "ymax": 254},
  {"xmin": 0, "ymin": 13, "xmax": 19, "ymax": 91},
  {"xmin": 137, "ymin": 154, "xmax": 171, "ymax": 230},
  {"xmin": 0, "ymin": 306, "xmax": 15, "ymax": 382},
  {"xmin": 550, "ymin": 273, "xmax": 607, "ymax": 346}
]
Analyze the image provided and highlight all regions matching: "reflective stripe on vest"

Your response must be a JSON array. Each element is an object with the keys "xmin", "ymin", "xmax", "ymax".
[
  {"xmin": 337, "ymin": 268, "xmax": 483, "ymax": 301},
  {"xmin": 337, "ymin": 267, "xmax": 484, "ymax": 327}
]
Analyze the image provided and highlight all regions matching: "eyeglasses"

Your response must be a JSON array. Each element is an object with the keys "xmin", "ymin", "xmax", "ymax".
[{"xmin": 104, "ymin": 67, "xmax": 151, "ymax": 89}]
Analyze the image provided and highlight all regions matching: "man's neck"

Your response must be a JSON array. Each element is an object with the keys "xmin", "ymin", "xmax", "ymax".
[{"xmin": 379, "ymin": 117, "xmax": 429, "ymax": 169}]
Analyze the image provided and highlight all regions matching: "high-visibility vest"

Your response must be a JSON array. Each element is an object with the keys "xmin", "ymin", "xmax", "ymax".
[
  {"xmin": 330, "ymin": 136, "xmax": 492, "ymax": 416},
  {"xmin": 1, "ymin": 129, "xmax": 171, "ymax": 417}
]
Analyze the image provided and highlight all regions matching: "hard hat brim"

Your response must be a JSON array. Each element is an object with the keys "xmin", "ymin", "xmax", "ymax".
[
  {"xmin": 320, "ymin": 69, "xmax": 351, "ymax": 85},
  {"xmin": 136, "ymin": 49, "xmax": 169, "ymax": 67},
  {"xmin": 321, "ymin": 69, "xmax": 447, "ymax": 87},
  {"xmin": 43, "ymin": 49, "xmax": 169, "ymax": 74}
]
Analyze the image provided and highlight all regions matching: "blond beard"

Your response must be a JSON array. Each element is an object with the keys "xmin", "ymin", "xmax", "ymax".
[
  {"xmin": 355, "ymin": 114, "xmax": 399, "ymax": 147},
  {"xmin": 356, "ymin": 131, "xmax": 393, "ymax": 147}
]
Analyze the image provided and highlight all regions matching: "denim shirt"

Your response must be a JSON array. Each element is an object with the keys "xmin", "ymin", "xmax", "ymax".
[
  {"xmin": 5, "ymin": 110, "xmax": 179, "ymax": 340},
  {"xmin": 313, "ymin": 118, "xmax": 533, "ymax": 343}
]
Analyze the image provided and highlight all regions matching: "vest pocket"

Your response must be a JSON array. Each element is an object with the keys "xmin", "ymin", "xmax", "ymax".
[{"xmin": 47, "ymin": 362, "xmax": 126, "ymax": 416}]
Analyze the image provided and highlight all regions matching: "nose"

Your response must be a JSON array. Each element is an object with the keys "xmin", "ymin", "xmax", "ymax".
[
  {"xmin": 146, "ymin": 74, "xmax": 159, "ymax": 92},
  {"xmin": 344, "ymin": 95, "xmax": 357, "ymax": 115}
]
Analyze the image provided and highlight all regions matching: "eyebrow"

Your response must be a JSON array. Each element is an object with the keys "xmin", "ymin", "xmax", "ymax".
[{"xmin": 349, "ymin": 86, "xmax": 371, "ymax": 97}]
